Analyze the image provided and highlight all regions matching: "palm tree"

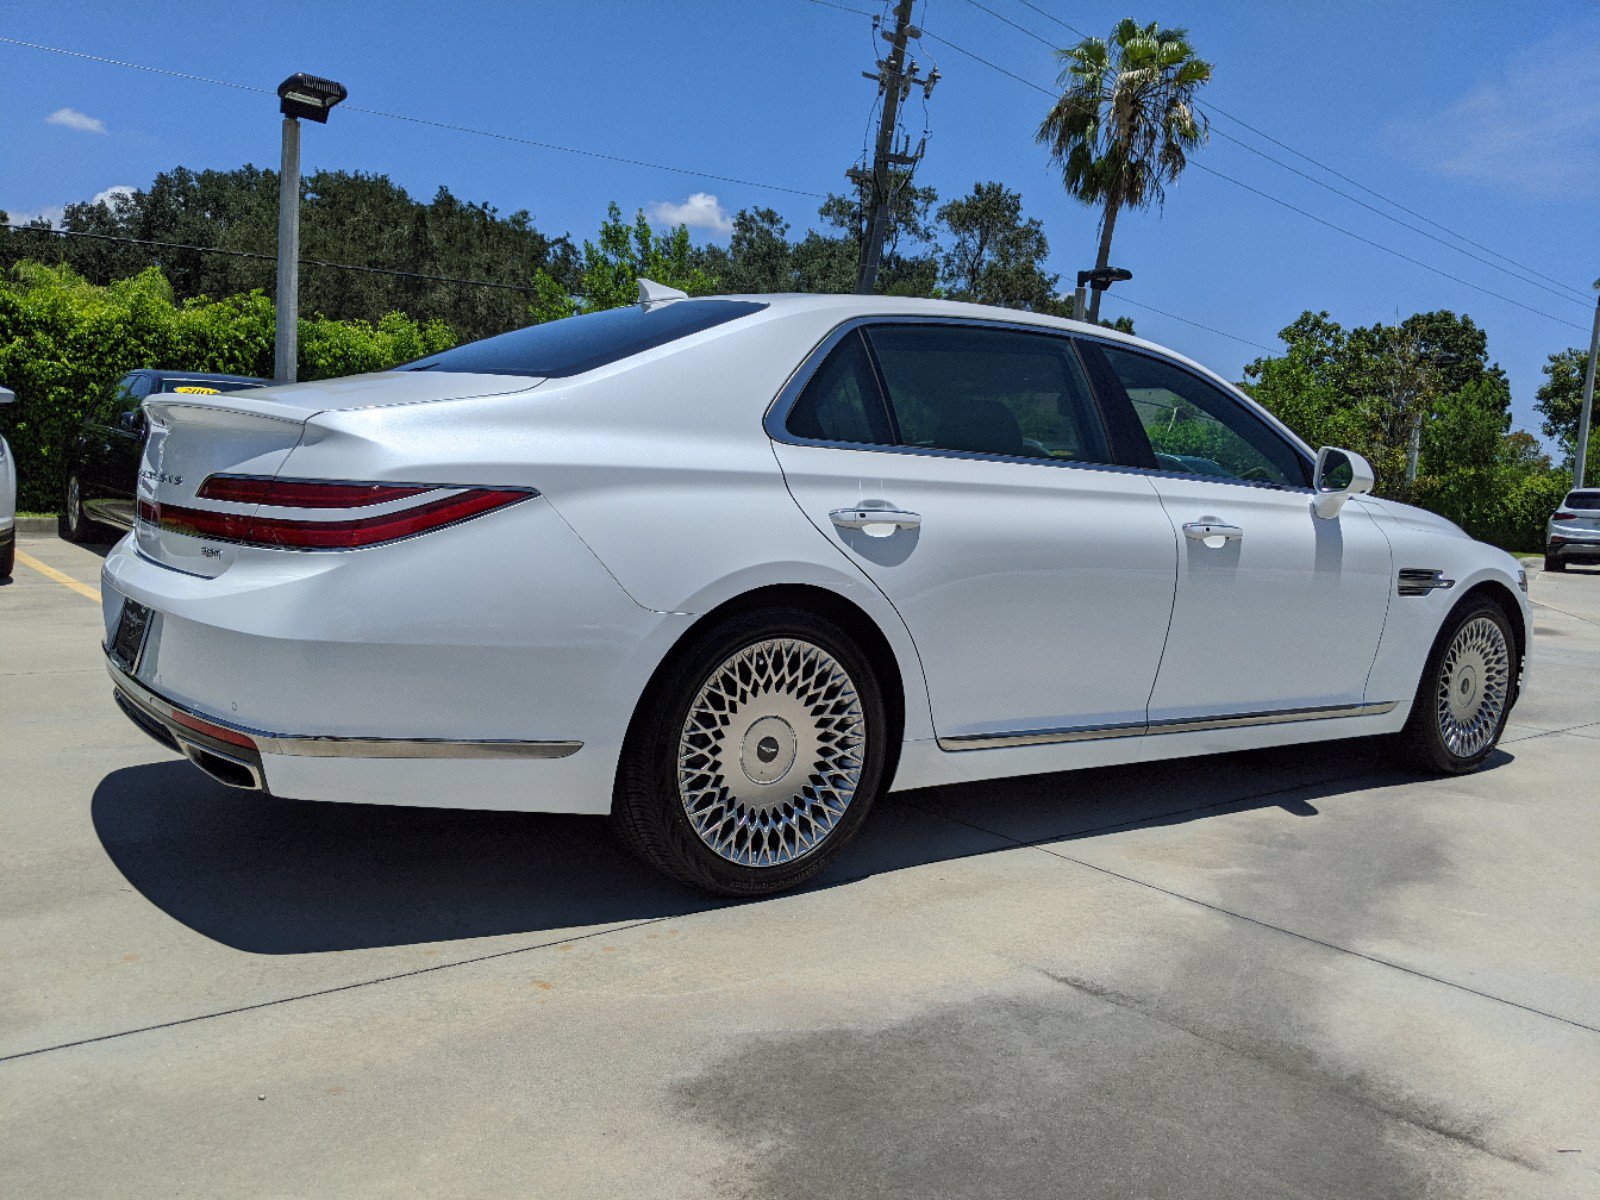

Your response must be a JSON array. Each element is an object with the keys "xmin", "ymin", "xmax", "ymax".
[{"xmin": 1037, "ymin": 19, "xmax": 1212, "ymax": 323}]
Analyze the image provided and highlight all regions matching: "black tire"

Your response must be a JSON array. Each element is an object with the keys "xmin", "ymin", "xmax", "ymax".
[
  {"xmin": 610, "ymin": 607, "xmax": 890, "ymax": 897},
  {"xmin": 1544, "ymin": 554, "xmax": 1565, "ymax": 572},
  {"xmin": 58, "ymin": 473, "xmax": 96, "ymax": 543},
  {"xmin": 1394, "ymin": 597, "xmax": 1518, "ymax": 775},
  {"xmin": 0, "ymin": 532, "xmax": 13, "ymax": 580}
]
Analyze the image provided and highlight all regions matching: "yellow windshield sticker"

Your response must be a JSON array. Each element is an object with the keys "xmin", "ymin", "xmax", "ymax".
[{"xmin": 171, "ymin": 386, "xmax": 221, "ymax": 394}]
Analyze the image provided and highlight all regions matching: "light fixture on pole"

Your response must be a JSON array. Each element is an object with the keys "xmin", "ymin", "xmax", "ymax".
[
  {"xmin": 1073, "ymin": 267, "xmax": 1132, "ymax": 324},
  {"xmin": 274, "ymin": 73, "xmax": 347, "ymax": 384}
]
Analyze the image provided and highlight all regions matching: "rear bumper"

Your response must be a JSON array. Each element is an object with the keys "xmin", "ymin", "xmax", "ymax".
[{"xmin": 1547, "ymin": 535, "xmax": 1600, "ymax": 561}]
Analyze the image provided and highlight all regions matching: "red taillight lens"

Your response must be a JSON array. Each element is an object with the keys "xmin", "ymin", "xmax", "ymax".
[
  {"xmin": 142, "ymin": 478, "xmax": 533, "ymax": 550},
  {"xmin": 1552, "ymin": 513, "xmax": 1576, "ymax": 522},
  {"xmin": 169, "ymin": 709, "xmax": 257, "ymax": 749},
  {"xmin": 197, "ymin": 476, "xmax": 431, "ymax": 508}
]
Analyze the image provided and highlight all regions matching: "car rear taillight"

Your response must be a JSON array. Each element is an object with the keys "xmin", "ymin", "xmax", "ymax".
[
  {"xmin": 142, "ymin": 476, "xmax": 534, "ymax": 550},
  {"xmin": 1552, "ymin": 513, "xmax": 1576, "ymax": 522}
]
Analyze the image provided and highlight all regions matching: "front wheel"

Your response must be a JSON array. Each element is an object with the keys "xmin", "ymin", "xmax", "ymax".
[
  {"xmin": 59, "ymin": 474, "xmax": 95, "ymax": 543},
  {"xmin": 1395, "ymin": 599, "xmax": 1518, "ymax": 774},
  {"xmin": 611, "ymin": 608, "xmax": 889, "ymax": 896}
]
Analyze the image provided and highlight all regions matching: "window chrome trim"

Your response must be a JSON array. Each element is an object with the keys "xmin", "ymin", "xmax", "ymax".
[
  {"xmin": 764, "ymin": 314, "xmax": 1317, "ymax": 492},
  {"xmin": 937, "ymin": 700, "xmax": 1399, "ymax": 752},
  {"xmin": 107, "ymin": 659, "xmax": 583, "ymax": 760},
  {"xmin": 763, "ymin": 314, "xmax": 1151, "ymax": 479}
]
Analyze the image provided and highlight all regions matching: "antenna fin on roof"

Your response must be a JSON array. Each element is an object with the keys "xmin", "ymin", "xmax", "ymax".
[{"xmin": 637, "ymin": 277, "xmax": 689, "ymax": 307}]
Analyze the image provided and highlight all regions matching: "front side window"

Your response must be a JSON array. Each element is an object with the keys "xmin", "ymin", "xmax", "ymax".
[
  {"xmin": 786, "ymin": 330, "xmax": 893, "ymax": 445},
  {"xmin": 92, "ymin": 374, "xmax": 143, "ymax": 425},
  {"xmin": 1098, "ymin": 345, "xmax": 1309, "ymax": 488},
  {"xmin": 866, "ymin": 325, "xmax": 1112, "ymax": 464},
  {"xmin": 401, "ymin": 299, "xmax": 768, "ymax": 378}
]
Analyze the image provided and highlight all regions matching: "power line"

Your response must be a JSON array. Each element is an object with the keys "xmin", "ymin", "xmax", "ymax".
[
  {"xmin": 1100, "ymin": 293, "xmax": 1277, "ymax": 353},
  {"xmin": 897, "ymin": 15, "xmax": 1592, "ymax": 332},
  {"xmin": 1188, "ymin": 164, "xmax": 1590, "ymax": 333},
  {"xmin": 1204, "ymin": 124, "xmax": 1591, "ymax": 307},
  {"xmin": 0, "ymin": 35, "xmax": 825, "ymax": 199},
  {"xmin": 976, "ymin": 3, "xmax": 1589, "ymax": 302},
  {"xmin": 2, "ymin": 224, "xmax": 545, "ymax": 292}
]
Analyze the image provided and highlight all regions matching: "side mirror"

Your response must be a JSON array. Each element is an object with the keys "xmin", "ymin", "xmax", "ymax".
[
  {"xmin": 0, "ymin": 386, "xmax": 14, "ymax": 405},
  {"xmin": 117, "ymin": 409, "xmax": 145, "ymax": 434},
  {"xmin": 1312, "ymin": 446, "xmax": 1375, "ymax": 519}
]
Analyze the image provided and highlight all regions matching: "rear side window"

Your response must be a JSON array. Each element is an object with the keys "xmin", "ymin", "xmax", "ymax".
[
  {"xmin": 401, "ymin": 300, "xmax": 767, "ymax": 378},
  {"xmin": 1098, "ymin": 345, "xmax": 1310, "ymax": 488},
  {"xmin": 866, "ymin": 325, "xmax": 1112, "ymax": 464},
  {"xmin": 786, "ymin": 331, "xmax": 893, "ymax": 445},
  {"xmin": 1565, "ymin": 491, "xmax": 1600, "ymax": 511}
]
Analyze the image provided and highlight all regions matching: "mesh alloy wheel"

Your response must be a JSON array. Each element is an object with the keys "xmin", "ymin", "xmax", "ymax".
[
  {"xmin": 676, "ymin": 637, "xmax": 866, "ymax": 868},
  {"xmin": 1434, "ymin": 615, "xmax": 1511, "ymax": 759}
]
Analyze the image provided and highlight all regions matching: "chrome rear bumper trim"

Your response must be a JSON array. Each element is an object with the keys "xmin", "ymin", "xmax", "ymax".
[
  {"xmin": 107, "ymin": 658, "xmax": 582, "ymax": 761},
  {"xmin": 938, "ymin": 701, "xmax": 1399, "ymax": 752}
]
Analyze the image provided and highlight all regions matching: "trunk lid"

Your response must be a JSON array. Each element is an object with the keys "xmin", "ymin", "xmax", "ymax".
[{"xmin": 135, "ymin": 371, "xmax": 538, "ymax": 577}]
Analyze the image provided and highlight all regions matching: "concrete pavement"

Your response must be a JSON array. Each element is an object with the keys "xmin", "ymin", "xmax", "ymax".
[{"xmin": 2, "ymin": 534, "xmax": 1597, "ymax": 1198}]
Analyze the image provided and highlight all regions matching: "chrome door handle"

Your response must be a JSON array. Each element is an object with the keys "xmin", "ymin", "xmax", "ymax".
[
  {"xmin": 1183, "ymin": 520, "xmax": 1243, "ymax": 543},
  {"xmin": 829, "ymin": 507, "xmax": 922, "ymax": 537}
]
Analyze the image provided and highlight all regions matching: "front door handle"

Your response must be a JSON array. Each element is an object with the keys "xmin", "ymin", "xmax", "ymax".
[
  {"xmin": 1183, "ymin": 520, "xmax": 1243, "ymax": 544},
  {"xmin": 830, "ymin": 507, "xmax": 922, "ymax": 537}
]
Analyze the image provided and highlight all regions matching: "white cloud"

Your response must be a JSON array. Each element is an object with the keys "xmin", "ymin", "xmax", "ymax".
[
  {"xmin": 1383, "ymin": 25, "xmax": 1600, "ymax": 200},
  {"xmin": 3, "ymin": 185, "xmax": 135, "ymax": 228},
  {"xmin": 91, "ymin": 185, "xmax": 136, "ymax": 209},
  {"xmin": 649, "ymin": 192, "xmax": 733, "ymax": 234},
  {"xmin": 46, "ymin": 107, "xmax": 107, "ymax": 135},
  {"xmin": 5, "ymin": 203, "xmax": 66, "ymax": 228}
]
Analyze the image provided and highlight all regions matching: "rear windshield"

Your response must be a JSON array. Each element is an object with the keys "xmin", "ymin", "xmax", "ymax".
[
  {"xmin": 1566, "ymin": 491, "xmax": 1600, "ymax": 510},
  {"xmin": 400, "ymin": 300, "xmax": 768, "ymax": 379}
]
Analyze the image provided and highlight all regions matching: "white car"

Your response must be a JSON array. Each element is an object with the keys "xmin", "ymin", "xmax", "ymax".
[
  {"xmin": 1545, "ymin": 488, "xmax": 1600, "ymax": 571},
  {"xmin": 0, "ymin": 385, "xmax": 16, "ymax": 579},
  {"xmin": 101, "ymin": 288, "xmax": 1531, "ymax": 896}
]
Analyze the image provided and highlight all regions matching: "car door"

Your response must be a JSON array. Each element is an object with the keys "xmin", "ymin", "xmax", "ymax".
[
  {"xmin": 79, "ymin": 373, "xmax": 146, "ymax": 525},
  {"xmin": 98, "ymin": 372, "xmax": 153, "ymax": 528},
  {"xmin": 1089, "ymin": 341, "xmax": 1394, "ymax": 725},
  {"xmin": 771, "ymin": 320, "xmax": 1179, "ymax": 744}
]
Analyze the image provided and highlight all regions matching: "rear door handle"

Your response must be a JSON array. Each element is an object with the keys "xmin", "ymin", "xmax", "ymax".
[
  {"xmin": 1183, "ymin": 520, "xmax": 1243, "ymax": 543},
  {"xmin": 830, "ymin": 507, "xmax": 922, "ymax": 537}
]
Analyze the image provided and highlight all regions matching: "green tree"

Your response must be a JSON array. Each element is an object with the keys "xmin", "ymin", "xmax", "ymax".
[
  {"xmin": 1535, "ymin": 346, "xmax": 1587, "ymax": 467},
  {"xmin": 572, "ymin": 204, "xmax": 717, "ymax": 312},
  {"xmin": 1036, "ymin": 18, "xmax": 1211, "ymax": 322},
  {"xmin": 936, "ymin": 182, "xmax": 1060, "ymax": 311}
]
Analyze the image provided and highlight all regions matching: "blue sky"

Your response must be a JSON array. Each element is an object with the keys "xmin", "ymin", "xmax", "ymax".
[{"xmin": 2, "ymin": 0, "xmax": 1596, "ymax": 444}]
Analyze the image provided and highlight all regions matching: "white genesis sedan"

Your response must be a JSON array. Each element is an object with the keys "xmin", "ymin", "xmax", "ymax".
[{"xmin": 102, "ymin": 287, "xmax": 1531, "ymax": 895}]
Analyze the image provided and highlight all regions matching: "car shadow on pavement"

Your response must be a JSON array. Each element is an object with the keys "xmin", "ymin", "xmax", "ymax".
[{"xmin": 90, "ymin": 738, "xmax": 1510, "ymax": 955}]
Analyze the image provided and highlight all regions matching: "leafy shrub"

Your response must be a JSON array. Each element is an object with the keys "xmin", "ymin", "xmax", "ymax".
[{"xmin": 0, "ymin": 261, "xmax": 455, "ymax": 510}]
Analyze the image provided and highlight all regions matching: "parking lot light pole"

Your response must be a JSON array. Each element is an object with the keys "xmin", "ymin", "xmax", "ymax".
[
  {"xmin": 274, "ymin": 73, "xmax": 348, "ymax": 384},
  {"xmin": 1073, "ymin": 267, "xmax": 1132, "ymax": 324}
]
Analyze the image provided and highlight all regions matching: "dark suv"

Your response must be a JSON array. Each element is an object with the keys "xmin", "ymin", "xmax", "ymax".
[{"xmin": 61, "ymin": 369, "xmax": 268, "ymax": 541}]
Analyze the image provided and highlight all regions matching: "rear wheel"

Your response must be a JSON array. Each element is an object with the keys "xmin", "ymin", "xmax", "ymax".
[
  {"xmin": 1544, "ymin": 554, "xmax": 1565, "ymax": 572},
  {"xmin": 0, "ymin": 532, "xmax": 13, "ymax": 579},
  {"xmin": 1395, "ymin": 598, "xmax": 1517, "ymax": 774},
  {"xmin": 58, "ymin": 474, "xmax": 96, "ymax": 543},
  {"xmin": 611, "ymin": 608, "xmax": 888, "ymax": 896}
]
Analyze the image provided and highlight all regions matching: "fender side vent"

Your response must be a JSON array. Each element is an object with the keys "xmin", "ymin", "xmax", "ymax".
[{"xmin": 1398, "ymin": 568, "xmax": 1455, "ymax": 596}]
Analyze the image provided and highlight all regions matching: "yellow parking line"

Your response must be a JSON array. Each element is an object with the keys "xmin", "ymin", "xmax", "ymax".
[{"xmin": 15, "ymin": 550, "xmax": 100, "ymax": 602}]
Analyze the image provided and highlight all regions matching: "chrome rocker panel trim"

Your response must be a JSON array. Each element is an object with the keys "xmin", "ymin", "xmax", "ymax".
[
  {"xmin": 938, "ymin": 700, "xmax": 1400, "ymax": 752},
  {"xmin": 107, "ymin": 657, "xmax": 582, "ymax": 761}
]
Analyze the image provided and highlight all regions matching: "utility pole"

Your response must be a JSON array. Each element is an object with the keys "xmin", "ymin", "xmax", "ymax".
[
  {"xmin": 850, "ymin": 0, "xmax": 936, "ymax": 294},
  {"xmin": 1404, "ymin": 348, "xmax": 1460, "ymax": 490},
  {"xmin": 1575, "ymin": 294, "xmax": 1599, "ymax": 490}
]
